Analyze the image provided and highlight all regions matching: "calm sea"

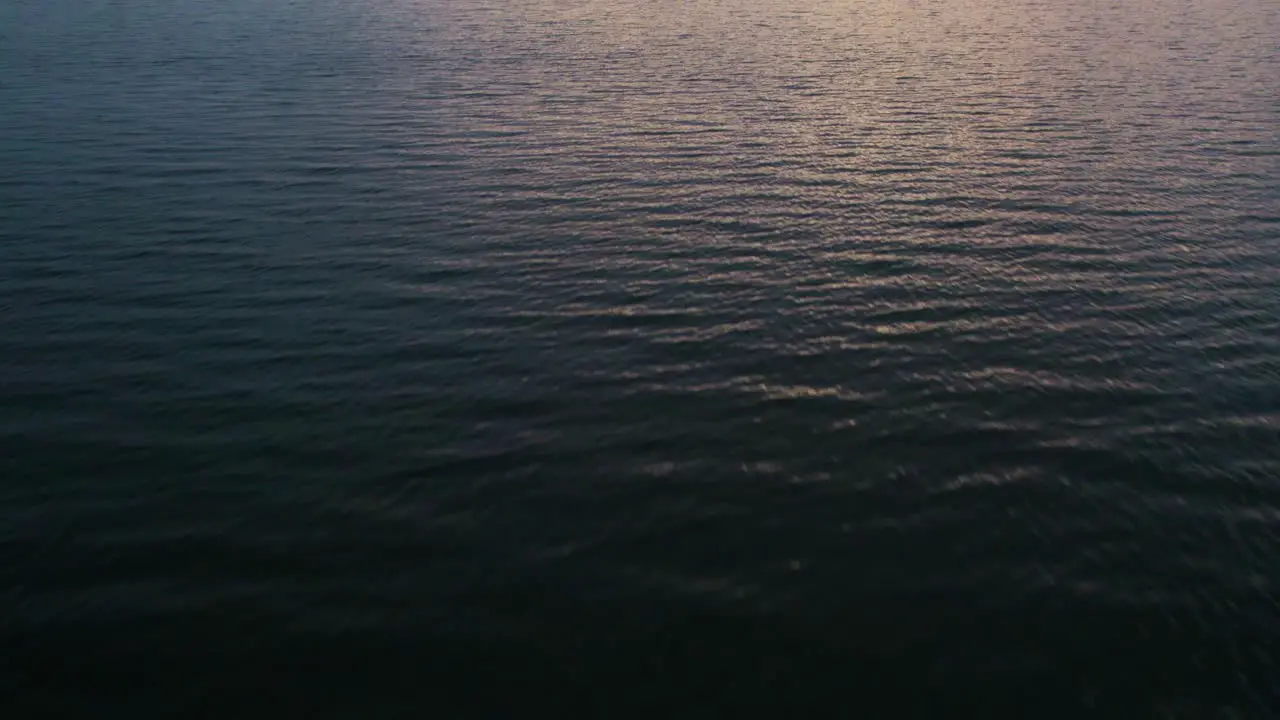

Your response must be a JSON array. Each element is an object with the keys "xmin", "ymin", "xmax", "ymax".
[{"xmin": 3, "ymin": 0, "xmax": 1279, "ymax": 715}]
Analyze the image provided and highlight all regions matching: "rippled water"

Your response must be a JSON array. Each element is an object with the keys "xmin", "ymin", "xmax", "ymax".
[{"xmin": 3, "ymin": 0, "xmax": 1280, "ymax": 714}]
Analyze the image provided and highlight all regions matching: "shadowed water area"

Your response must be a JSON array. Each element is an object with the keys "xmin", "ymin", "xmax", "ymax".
[{"xmin": 2, "ymin": 0, "xmax": 1280, "ymax": 715}]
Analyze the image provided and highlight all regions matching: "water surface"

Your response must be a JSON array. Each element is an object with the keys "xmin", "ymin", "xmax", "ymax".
[{"xmin": 3, "ymin": 0, "xmax": 1280, "ymax": 714}]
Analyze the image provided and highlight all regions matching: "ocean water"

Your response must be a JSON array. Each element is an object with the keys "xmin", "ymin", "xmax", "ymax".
[{"xmin": 2, "ymin": 0, "xmax": 1280, "ymax": 715}]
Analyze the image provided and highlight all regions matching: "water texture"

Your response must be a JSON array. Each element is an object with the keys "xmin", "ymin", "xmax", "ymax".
[{"xmin": 2, "ymin": 0, "xmax": 1280, "ymax": 714}]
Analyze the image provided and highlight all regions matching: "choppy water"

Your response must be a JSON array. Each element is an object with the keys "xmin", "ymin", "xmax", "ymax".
[{"xmin": 3, "ymin": 0, "xmax": 1280, "ymax": 714}]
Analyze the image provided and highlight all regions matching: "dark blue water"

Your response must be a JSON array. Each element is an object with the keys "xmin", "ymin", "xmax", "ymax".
[{"xmin": 3, "ymin": 0, "xmax": 1280, "ymax": 715}]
